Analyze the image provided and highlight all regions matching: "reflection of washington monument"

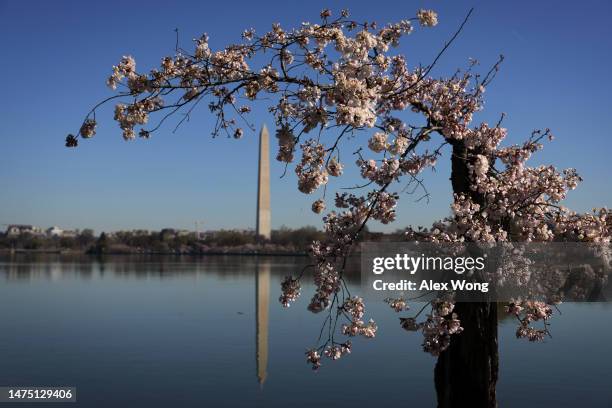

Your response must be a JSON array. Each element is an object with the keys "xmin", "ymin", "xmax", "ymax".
[
  {"xmin": 256, "ymin": 260, "xmax": 270, "ymax": 386},
  {"xmin": 256, "ymin": 125, "xmax": 271, "ymax": 386}
]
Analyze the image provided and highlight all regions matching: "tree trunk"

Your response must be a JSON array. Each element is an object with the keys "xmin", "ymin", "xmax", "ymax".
[
  {"xmin": 434, "ymin": 141, "xmax": 499, "ymax": 408},
  {"xmin": 434, "ymin": 302, "xmax": 499, "ymax": 408}
]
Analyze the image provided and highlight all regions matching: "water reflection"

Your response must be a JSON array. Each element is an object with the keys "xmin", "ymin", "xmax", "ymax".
[
  {"xmin": 256, "ymin": 260, "xmax": 270, "ymax": 386},
  {"xmin": 0, "ymin": 254, "xmax": 310, "ymax": 282},
  {"xmin": 1, "ymin": 255, "xmax": 611, "ymax": 407},
  {"xmin": 0, "ymin": 254, "xmax": 362, "ymax": 282}
]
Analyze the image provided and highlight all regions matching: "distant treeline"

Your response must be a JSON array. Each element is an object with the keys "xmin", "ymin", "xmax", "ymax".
[
  {"xmin": 0, "ymin": 229, "xmax": 96, "ymax": 251},
  {"xmin": 0, "ymin": 226, "xmax": 402, "ymax": 255}
]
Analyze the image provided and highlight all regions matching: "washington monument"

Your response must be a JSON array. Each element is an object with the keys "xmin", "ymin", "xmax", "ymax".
[{"xmin": 256, "ymin": 124, "xmax": 271, "ymax": 240}]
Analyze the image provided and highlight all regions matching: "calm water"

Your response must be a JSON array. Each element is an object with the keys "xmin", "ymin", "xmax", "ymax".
[{"xmin": 0, "ymin": 255, "xmax": 610, "ymax": 407}]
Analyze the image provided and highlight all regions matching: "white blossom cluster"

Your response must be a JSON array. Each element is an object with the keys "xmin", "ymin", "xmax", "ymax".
[
  {"xmin": 295, "ymin": 139, "xmax": 328, "ymax": 194},
  {"xmin": 279, "ymin": 276, "xmax": 301, "ymax": 308},
  {"xmin": 506, "ymin": 299, "xmax": 553, "ymax": 342},
  {"xmin": 392, "ymin": 298, "xmax": 463, "ymax": 356},
  {"xmin": 341, "ymin": 297, "xmax": 378, "ymax": 338}
]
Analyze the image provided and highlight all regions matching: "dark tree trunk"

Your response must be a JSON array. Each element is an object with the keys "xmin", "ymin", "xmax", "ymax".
[
  {"xmin": 434, "ymin": 141, "xmax": 499, "ymax": 408},
  {"xmin": 434, "ymin": 302, "xmax": 499, "ymax": 408}
]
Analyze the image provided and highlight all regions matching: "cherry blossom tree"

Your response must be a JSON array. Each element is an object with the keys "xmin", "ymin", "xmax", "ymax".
[{"xmin": 69, "ymin": 8, "xmax": 611, "ymax": 407}]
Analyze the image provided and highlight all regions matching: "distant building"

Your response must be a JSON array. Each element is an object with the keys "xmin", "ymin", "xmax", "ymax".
[
  {"xmin": 45, "ymin": 226, "xmax": 78, "ymax": 238},
  {"xmin": 61, "ymin": 230, "xmax": 78, "ymax": 238},
  {"xmin": 46, "ymin": 226, "xmax": 64, "ymax": 237},
  {"xmin": 5, "ymin": 224, "xmax": 43, "ymax": 236}
]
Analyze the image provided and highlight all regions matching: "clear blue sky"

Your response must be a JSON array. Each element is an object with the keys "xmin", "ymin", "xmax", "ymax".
[{"xmin": 0, "ymin": 0, "xmax": 610, "ymax": 234}]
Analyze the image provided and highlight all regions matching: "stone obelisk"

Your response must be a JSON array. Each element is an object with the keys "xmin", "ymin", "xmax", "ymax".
[
  {"xmin": 255, "ymin": 260, "xmax": 270, "ymax": 386},
  {"xmin": 256, "ymin": 125, "xmax": 271, "ymax": 240}
]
